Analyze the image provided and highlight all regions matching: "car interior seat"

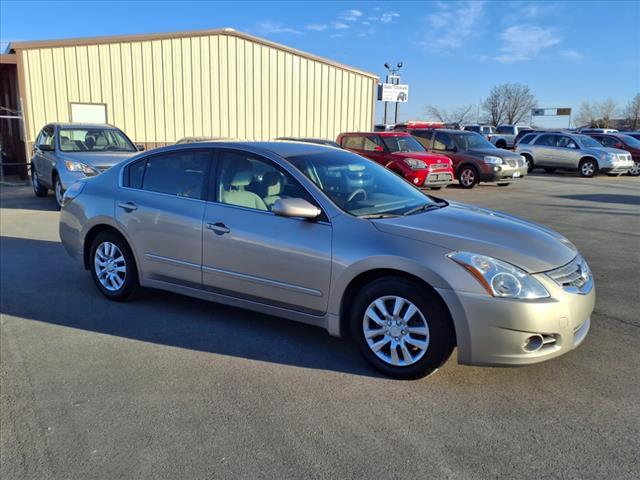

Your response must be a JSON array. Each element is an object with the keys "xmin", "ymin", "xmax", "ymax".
[
  {"xmin": 262, "ymin": 171, "xmax": 284, "ymax": 209},
  {"xmin": 220, "ymin": 159, "xmax": 268, "ymax": 211}
]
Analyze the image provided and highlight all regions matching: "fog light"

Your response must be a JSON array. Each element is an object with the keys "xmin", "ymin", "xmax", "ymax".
[
  {"xmin": 413, "ymin": 177, "xmax": 421, "ymax": 185},
  {"xmin": 523, "ymin": 335, "xmax": 544, "ymax": 352},
  {"xmin": 493, "ymin": 166, "xmax": 501, "ymax": 172}
]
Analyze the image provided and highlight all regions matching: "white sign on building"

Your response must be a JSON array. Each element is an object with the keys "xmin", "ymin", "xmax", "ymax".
[{"xmin": 379, "ymin": 83, "xmax": 409, "ymax": 103}]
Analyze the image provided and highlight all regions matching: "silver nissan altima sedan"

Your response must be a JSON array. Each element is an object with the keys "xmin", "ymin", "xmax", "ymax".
[{"xmin": 59, "ymin": 141, "xmax": 594, "ymax": 379}]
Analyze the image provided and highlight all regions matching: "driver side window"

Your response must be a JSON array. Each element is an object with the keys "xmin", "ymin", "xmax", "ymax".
[
  {"xmin": 216, "ymin": 151, "xmax": 316, "ymax": 212},
  {"xmin": 433, "ymin": 132, "xmax": 453, "ymax": 151},
  {"xmin": 557, "ymin": 136, "xmax": 577, "ymax": 149}
]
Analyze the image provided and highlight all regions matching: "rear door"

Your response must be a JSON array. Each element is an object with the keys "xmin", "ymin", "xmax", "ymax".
[
  {"xmin": 531, "ymin": 134, "xmax": 557, "ymax": 165},
  {"xmin": 116, "ymin": 148, "xmax": 211, "ymax": 287},
  {"xmin": 201, "ymin": 150, "xmax": 332, "ymax": 315}
]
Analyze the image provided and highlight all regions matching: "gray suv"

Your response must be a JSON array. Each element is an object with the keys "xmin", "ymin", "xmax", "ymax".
[
  {"xmin": 59, "ymin": 142, "xmax": 594, "ymax": 379},
  {"xmin": 516, "ymin": 132, "xmax": 634, "ymax": 177},
  {"xmin": 31, "ymin": 123, "xmax": 141, "ymax": 209}
]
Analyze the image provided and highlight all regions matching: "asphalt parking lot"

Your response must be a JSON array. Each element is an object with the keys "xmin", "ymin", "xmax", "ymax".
[{"xmin": 1, "ymin": 172, "xmax": 639, "ymax": 480}]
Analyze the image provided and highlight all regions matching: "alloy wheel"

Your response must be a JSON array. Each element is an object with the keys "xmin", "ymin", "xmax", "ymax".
[
  {"xmin": 460, "ymin": 168, "xmax": 475, "ymax": 187},
  {"xmin": 54, "ymin": 178, "xmax": 64, "ymax": 206},
  {"xmin": 362, "ymin": 295, "xmax": 430, "ymax": 367},
  {"xmin": 581, "ymin": 161, "xmax": 595, "ymax": 177},
  {"xmin": 94, "ymin": 241, "xmax": 127, "ymax": 291},
  {"xmin": 629, "ymin": 161, "xmax": 640, "ymax": 176}
]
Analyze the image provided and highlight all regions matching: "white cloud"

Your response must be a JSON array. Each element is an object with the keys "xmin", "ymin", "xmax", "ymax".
[
  {"xmin": 340, "ymin": 9, "xmax": 363, "ymax": 22},
  {"xmin": 560, "ymin": 49, "xmax": 583, "ymax": 61},
  {"xmin": 495, "ymin": 25, "xmax": 561, "ymax": 62},
  {"xmin": 305, "ymin": 24, "xmax": 328, "ymax": 31},
  {"xmin": 256, "ymin": 21, "xmax": 303, "ymax": 35},
  {"xmin": 330, "ymin": 33, "xmax": 346, "ymax": 38},
  {"xmin": 423, "ymin": 1, "xmax": 485, "ymax": 50},
  {"xmin": 380, "ymin": 11, "xmax": 400, "ymax": 23},
  {"xmin": 332, "ymin": 21, "xmax": 350, "ymax": 30}
]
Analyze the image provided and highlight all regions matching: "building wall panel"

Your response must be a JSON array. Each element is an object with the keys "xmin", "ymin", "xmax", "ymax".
[{"xmin": 19, "ymin": 31, "xmax": 376, "ymax": 145}]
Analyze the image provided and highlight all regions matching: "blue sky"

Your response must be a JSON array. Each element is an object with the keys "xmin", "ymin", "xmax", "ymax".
[{"xmin": 2, "ymin": 1, "xmax": 639, "ymax": 127}]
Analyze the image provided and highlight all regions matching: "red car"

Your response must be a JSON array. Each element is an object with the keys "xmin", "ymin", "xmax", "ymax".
[
  {"xmin": 586, "ymin": 132, "xmax": 640, "ymax": 176},
  {"xmin": 336, "ymin": 132, "xmax": 454, "ymax": 189}
]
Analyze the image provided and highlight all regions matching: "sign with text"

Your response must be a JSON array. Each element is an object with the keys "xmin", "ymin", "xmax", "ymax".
[
  {"xmin": 531, "ymin": 107, "xmax": 572, "ymax": 116},
  {"xmin": 378, "ymin": 83, "xmax": 409, "ymax": 103}
]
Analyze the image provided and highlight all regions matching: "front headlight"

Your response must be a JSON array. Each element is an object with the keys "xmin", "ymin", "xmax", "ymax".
[
  {"xmin": 483, "ymin": 155, "xmax": 504, "ymax": 165},
  {"xmin": 403, "ymin": 158, "xmax": 427, "ymax": 169},
  {"xmin": 447, "ymin": 251, "xmax": 549, "ymax": 299},
  {"xmin": 65, "ymin": 160, "xmax": 100, "ymax": 176}
]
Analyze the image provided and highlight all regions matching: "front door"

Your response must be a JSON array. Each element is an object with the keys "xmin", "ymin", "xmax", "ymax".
[
  {"xmin": 115, "ymin": 149, "xmax": 211, "ymax": 287},
  {"xmin": 201, "ymin": 150, "xmax": 332, "ymax": 315},
  {"xmin": 555, "ymin": 135, "xmax": 581, "ymax": 168},
  {"xmin": 33, "ymin": 126, "xmax": 56, "ymax": 187}
]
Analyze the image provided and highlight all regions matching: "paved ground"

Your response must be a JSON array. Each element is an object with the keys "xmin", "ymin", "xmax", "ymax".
[{"xmin": 1, "ymin": 172, "xmax": 639, "ymax": 480}]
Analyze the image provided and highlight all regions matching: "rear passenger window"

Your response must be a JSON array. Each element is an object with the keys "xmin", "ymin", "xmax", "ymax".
[
  {"xmin": 518, "ymin": 134, "xmax": 535, "ymax": 145},
  {"xmin": 126, "ymin": 159, "xmax": 146, "ymax": 189},
  {"xmin": 534, "ymin": 134, "xmax": 557, "ymax": 146},
  {"xmin": 342, "ymin": 136, "xmax": 365, "ymax": 150}
]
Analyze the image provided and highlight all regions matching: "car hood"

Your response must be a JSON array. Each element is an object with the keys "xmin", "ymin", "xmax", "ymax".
[
  {"xmin": 584, "ymin": 146, "xmax": 630, "ymax": 156},
  {"xmin": 57, "ymin": 152, "xmax": 137, "ymax": 168},
  {"xmin": 372, "ymin": 202, "xmax": 576, "ymax": 273},
  {"xmin": 467, "ymin": 148, "xmax": 522, "ymax": 159},
  {"xmin": 392, "ymin": 151, "xmax": 451, "ymax": 164}
]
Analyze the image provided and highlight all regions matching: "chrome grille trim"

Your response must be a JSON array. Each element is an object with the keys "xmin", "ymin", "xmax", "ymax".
[{"xmin": 545, "ymin": 255, "xmax": 593, "ymax": 295}]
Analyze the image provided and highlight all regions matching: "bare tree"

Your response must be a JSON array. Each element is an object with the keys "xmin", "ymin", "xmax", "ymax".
[
  {"xmin": 576, "ymin": 99, "xmax": 619, "ymax": 128},
  {"xmin": 623, "ymin": 94, "xmax": 640, "ymax": 130},
  {"xmin": 425, "ymin": 104, "xmax": 475, "ymax": 124},
  {"xmin": 481, "ymin": 83, "xmax": 536, "ymax": 125}
]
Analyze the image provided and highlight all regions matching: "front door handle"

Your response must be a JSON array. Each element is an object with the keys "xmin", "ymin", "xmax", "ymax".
[
  {"xmin": 206, "ymin": 222, "xmax": 230, "ymax": 235},
  {"xmin": 117, "ymin": 201, "xmax": 138, "ymax": 212}
]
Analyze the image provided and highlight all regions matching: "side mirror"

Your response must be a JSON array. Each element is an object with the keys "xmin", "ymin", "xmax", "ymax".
[
  {"xmin": 38, "ymin": 144, "xmax": 55, "ymax": 152},
  {"xmin": 447, "ymin": 145, "xmax": 457, "ymax": 152},
  {"xmin": 136, "ymin": 144, "xmax": 145, "ymax": 151},
  {"xmin": 373, "ymin": 145, "xmax": 384, "ymax": 152},
  {"xmin": 272, "ymin": 198, "xmax": 321, "ymax": 219}
]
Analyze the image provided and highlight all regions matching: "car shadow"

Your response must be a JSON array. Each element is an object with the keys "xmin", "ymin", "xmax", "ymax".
[
  {"xmin": 0, "ymin": 187, "xmax": 59, "ymax": 211},
  {"xmin": 554, "ymin": 194, "xmax": 640, "ymax": 206},
  {"xmin": 0, "ymin": 235, "xmax": 382, "ymax": 378}
]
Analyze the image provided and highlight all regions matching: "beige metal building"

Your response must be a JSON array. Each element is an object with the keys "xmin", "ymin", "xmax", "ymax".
[{"xmin": 2, "ymin": 28, "xmax": 378, "ymax": 162}]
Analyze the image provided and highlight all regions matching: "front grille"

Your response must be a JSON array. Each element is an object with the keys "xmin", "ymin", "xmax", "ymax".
[
  {"xmin": 618, "ymin": 154, "xmax": 632, "ymax": 162},
  {"xmin": 426, "ymin": 172, "xmax": 453, "ymax": 184},
  {"xmin": 507, "ymin": 159, "xmax": 517, "ymax": 167},
  {"xmin": 430, "ymin": 163, "xmax": 450, "ymax": 170},
  {"xmin": 545, "ymin": 255, "xmax": 592, "ymax": 294}
]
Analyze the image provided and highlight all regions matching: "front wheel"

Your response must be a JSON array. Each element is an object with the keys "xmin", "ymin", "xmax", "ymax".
[
  {"xmin": 522, "ymin": 155, "xmax": 535, "ymax": 173},
  {"xmin": 627, "ymin": 161, "xmax": 640, "ymax": 176},
  {"xmin": 458, "ymin": 166, "xmax": 478, "ymax": 189},
  {"xmin": 578, "ymin": 158, "xmax": 597, "ymax": 178},
  {"xmin": 90, "ymin": 231, "xmax": 140, "ymax": 301},
  {"xmin": 53, "ymin": 174, "xmax": 64, "ymax": 210},
  {"xmin": 31, "ymin": 165, "xmax": 48, "ymax": 197},
  {"xmin": 429, "ymin": 186, "xmax": 442, "ymax": 190},
  {"xmin": 350, "ymin": 278, "xmax": 455, "ymax": 379}
]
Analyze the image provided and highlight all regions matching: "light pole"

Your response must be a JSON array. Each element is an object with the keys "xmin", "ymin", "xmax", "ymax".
[{"xmin": 383, "ymin": 62, "xmax": 403, "ymax": 125}]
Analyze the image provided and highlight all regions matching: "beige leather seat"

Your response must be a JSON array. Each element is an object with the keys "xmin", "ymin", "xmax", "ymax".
[
  {"xmin": 262, "ymin": 171, "xmax": 283, "ymax": 209},
  {"xmin": 220, "ymin": 159, "xmax": 268, "ymax": 211}
]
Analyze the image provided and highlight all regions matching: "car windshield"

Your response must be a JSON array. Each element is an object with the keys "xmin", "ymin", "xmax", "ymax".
[
  {"xmin": 577, "ymin": 135, "xmax": 604, "ymax": 148},
  {"xmin": 59, "ymin": 128, "xmax": 136, "ymax": 152},
  {"xmin": 381, "ymin": 135, "xmax": 426, "ymax": 153},
  {"xmin": 454, "ymin": 133, "xmax": 496, "ymax": 150},
  {"xmin": 496, "ymin": 126, "xmax": 514, "ymax": 134},
  {"xmin": 620, "ymin": 135, "xmax": 640, "ymax": 148},
  {"xmin": 287, "ymin": 149, "xmax": 439, "ymax": 217}
]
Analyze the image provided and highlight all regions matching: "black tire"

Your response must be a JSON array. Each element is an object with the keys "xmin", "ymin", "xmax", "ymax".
[
  {"xmin": 522, "ymin": 154, "xmax": 535, "ymax": 173},
  {"xmin": 578, "ymin": 158, "xmax": 598, "ymax": 178},
  {"xmin": 53, "ymin": 173, "xmax": 63, "ymax": 210},
  {"xmin": 89, "ymin": 231, "xmax": 140, "ymax": 301},
  {"xmin": 429, "ymin": 186, "xmax": 443, "ymax": 190},
  {"xmin": 626, "ymin": 161, "xmax": 640, "ymax": 176},
  {"xmin": 349, "ymin": 277, "xmax": 455, "ymax": 380},
  {"xmin": 497, "ymin": 182, "xmax": 511, "ymax": 187},
  {"xmin": 458, "ymin": 165, "xmax": 479, "ymax": 189},
  {"xmin": 31, "ymin": 165, "xmax": 48, "ymax": 197},
  {"xmin": 544, "ymin": 167, "xmax": 556, "ymax": 173}
]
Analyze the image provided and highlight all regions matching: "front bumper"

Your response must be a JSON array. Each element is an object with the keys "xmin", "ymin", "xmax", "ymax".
[
  {"xmin": 436, "ymin": 273, "xmax": 595, "ymax": 366},
  {"xmin": 411, "ymin": 169, "xmax": 454, "ymax": 187},
  {"xmin": 480, "ymin": 165, "xmax": 528, "ymax": 182},
  {"xmin": 600, "ymin": 160, "xmax": 634, "ymax": 174}
]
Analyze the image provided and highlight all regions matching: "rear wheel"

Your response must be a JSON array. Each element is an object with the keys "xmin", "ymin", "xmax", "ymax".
[
  {"xmin": 429, "ymin": 186, "xmax": 442, "ymax": 190},
  {"xmin": 89, "ymin": 231, "xmax": 140, "ymax": 301},
  {"xmin": 31, "ymin": 165, "xmax": 48, "ymax": 197},
  {"xmin": 458, "ymin": 165, "xmax": 478, "ymax": 189},
  {"xmin": 578, "ymin": 158, "xmax": 597, "ymax": 178},
  {"xmin": 350, "ymin": 278, "xmax": 455, "ymax": 379}
]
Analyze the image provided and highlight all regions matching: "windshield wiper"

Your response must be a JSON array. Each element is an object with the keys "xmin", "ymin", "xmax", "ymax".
[
  {"xmin": 403, "ymin": 203, "xmax": 444, "ymax": 216},
  {"xmin": 359, "ymin": 213, "xmax": 400, "ymax": 219}
]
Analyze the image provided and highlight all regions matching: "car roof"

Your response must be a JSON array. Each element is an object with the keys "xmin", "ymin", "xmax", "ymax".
[
  {"xmin": 339, "ymin": 131, "xmax": 410, "ymax": 137},
  {"xmin": 51, "ymin": 123, "xmax": 120, "ymax": 129}
]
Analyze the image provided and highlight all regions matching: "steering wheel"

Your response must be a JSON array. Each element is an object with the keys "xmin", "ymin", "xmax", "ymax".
[{"xmin": 347, "ymin": 188, "xmax": 367, "ymax": 203}]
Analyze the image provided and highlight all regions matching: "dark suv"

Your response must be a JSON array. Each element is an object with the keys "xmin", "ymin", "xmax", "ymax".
[
  {"xmin": 410, "ymin": 129, "xmax": 528, "ymax": 188},
  {"xmin": 586, "ymin": 132, "xmax": 640, "ymax": 176}
]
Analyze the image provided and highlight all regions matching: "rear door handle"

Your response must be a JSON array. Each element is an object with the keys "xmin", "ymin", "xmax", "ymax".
[
  {"xmin": 206, "ymin": 222, "xmax": 230, "ymax": 235},
  {"xmin": 117, "ymin": 201, "xmax": 138, "ymax": 212}
]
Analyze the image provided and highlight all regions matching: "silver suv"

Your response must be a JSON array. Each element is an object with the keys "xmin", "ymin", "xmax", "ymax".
[
  {"xmin": 59, "ymin": 141, "xmax": 594, "ymax": 379},
  {"xmin": 516, "ymin": 132, "xmax": 634, "ymax": 177}
]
